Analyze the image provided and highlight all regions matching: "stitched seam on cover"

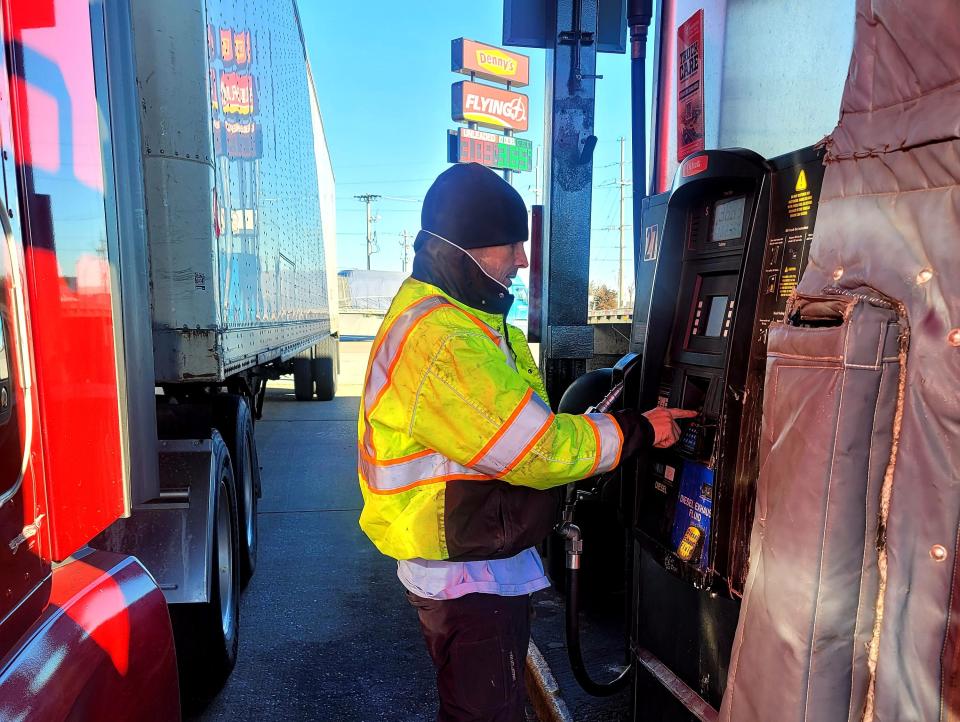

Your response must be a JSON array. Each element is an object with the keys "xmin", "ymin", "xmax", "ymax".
[
  {"xmin": 938, "ymin": 522, "xmax": 960, "ymax": 721},
  {"xmin": 847, "ymin": 355, "xmax": 887, "ymax": 721},
  {"xmin": 863, "ymin": 308, "xmax": 909, "ymax": 722},
  {"xmin": 727, "ymin": 356, "xmax": 786, "ymax": 715},
  {"xmin": 769, "ymin": 352, "xmax": 844, "ymax": 362},
  {"xmin": 874, "ymin": 321, "xmax": 885, "ymax": 367},
  {"xmin": 803, "ymin": 320, "xmax": 851, "ymax": 721}
]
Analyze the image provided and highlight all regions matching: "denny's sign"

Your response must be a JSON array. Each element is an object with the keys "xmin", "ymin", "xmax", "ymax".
[
  {"xmin": 452, "ymin": 38, "xmax": 529, "ymax": 88},
  {"xmin": 452, "ymin": 81, "xmax": 529, "ymax": 132}
]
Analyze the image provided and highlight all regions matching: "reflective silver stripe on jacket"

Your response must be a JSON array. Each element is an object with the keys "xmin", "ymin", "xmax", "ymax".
[
  {"xmin": 585, "ymin": 413, "xmax": 623, "ymax": 474},
  {"xmin": 469, "ymin": 388, "xmax": 554, "ymax": 477},
  {"xmin": 359, "ymin": 449, "xmax": 485, "ymax": 494},
  {"xmin": 363, "ymin": 295, "xmax": 451, "ymax": 417}
]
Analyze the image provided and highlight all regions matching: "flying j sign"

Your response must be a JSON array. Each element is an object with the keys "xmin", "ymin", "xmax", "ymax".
[
  {"xmin": 452, "ymin": 81, "xmax": 529, "ymax": 132},
  {"xmin": 451, "ymin": 38, "xmax": 530, "ymax": 87}
]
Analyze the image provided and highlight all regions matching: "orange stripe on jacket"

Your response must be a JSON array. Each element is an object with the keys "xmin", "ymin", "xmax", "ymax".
[{"xmin": 457, "ymin": 308, "xmax": 501, "ymax": 344}]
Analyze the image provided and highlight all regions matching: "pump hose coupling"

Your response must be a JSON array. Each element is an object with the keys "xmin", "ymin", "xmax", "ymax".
[{"xmin": 557, "ymin": 521, "xmax": 583, "ymax": 570}]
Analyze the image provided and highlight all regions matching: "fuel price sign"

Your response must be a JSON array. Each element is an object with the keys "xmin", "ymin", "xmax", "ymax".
[{"xmin": 447, "ymin": 128, "xmax": 533, "ymax": 173}]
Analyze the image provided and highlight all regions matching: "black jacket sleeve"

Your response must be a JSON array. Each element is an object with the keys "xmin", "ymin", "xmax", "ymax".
[{"xmin": 611, "ymin": 409, "xmax": 656, "ymax": 460}]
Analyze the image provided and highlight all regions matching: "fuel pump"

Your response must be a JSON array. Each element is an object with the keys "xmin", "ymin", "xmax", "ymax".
[
  {"xmin": 553, "ymin": 144, "xmax": 827, "ymax": 717},
  {"xmin": 626, "ymin": 145, "xmax": 827, "ymax": 718}
]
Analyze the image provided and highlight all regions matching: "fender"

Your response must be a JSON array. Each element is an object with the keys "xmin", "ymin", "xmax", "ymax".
[{"xmin": 0, "ymin": 549, "xmax": 179, "ymax": 721}]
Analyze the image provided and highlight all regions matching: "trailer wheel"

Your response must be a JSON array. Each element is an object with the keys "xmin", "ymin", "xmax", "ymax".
[
  {"xmin": 312, "ymin": 356, "xmax": 337, "ymax": 401},
  {"xmin": 170, "ymin": 434, "xmax": 241, "ymax": 710},
  {"xmin": 214, "ymin": 394, "xmax": 259, "ymax": 584},
  {"xmin": 292, "ymin": 357, "xmax": 313, "ymax": 400}
]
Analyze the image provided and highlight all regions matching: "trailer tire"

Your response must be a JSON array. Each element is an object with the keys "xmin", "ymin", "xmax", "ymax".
[
  {"xmin": 293, "ymin": 357, "xmax": 313, "ymax": 400},
  {"xmin": 214, "ymin": 394, "xmax": 259, "ymax": 584},
  {"xmin": 170, "ymin": 434, "xmax": 241, "ymax": 710},
  {"xmin": 312, "ymin": 356, "xmax": 336, "ymax": 401}
]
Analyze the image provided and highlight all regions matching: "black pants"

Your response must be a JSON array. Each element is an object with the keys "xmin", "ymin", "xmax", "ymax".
[{"xmin": 407, "ymin": 591, "xmax": 531, "ymax": 722}]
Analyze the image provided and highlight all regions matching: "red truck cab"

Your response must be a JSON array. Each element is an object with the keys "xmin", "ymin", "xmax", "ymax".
[{"xmin": 0, "ymin": 0, "xmax": 179, "ymax": 717}]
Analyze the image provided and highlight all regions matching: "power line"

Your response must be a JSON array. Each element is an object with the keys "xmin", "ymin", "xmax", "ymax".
[
  {"xmin": 529, "ymin": 145, "xmax": 543, "ymax": 205},
  {"xmin": 338, "ymin": 207, "xmax": 420, "ymax": 214},
  {"xmin": 338, "ymin": 178, "xmax": 434, "ymax": 186}
]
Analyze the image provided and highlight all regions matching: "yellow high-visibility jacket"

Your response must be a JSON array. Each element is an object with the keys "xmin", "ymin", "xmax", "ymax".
[{"xmin": 358, "ymin": 276, "xmax": 624, "ymax": 561}]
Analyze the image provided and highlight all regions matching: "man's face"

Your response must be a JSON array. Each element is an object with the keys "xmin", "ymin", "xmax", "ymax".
[{"xmin": 466, "ymin": 242, "xmax": 529, "ymax": 287}]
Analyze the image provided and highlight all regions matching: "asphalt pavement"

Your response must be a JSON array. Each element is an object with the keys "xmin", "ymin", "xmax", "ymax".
[{"xmin": 193, "ymin": 342, "xmax": 440, "ymax": 721}]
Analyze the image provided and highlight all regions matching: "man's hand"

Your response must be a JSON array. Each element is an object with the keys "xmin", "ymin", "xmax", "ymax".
[
  {"xmin": 610, "ymin": 407, "xmax": 699, "ymax": 459},
  {"xmin": 642, "ymin": 407, "xmax": 699, "ymax": 448}
]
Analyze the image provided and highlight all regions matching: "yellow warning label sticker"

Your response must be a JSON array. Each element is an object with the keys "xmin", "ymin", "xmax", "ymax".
[
  {"xmin": 787, "ymin": 169, "xmax": 813, "ymax": 218},
  {"xmin": 779, "ymin": 267, "xmax": 799, "ymax": 297}
]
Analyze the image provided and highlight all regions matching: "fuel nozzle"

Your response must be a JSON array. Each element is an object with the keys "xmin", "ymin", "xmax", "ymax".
[{"xmin": 585, "ymin": 379, "xmax": 625, "ymax": 415}]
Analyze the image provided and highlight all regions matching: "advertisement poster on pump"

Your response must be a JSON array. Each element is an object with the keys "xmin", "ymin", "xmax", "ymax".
[{"xmin": 677, "ymin": 9, "xmax": 705, "ymax": 162}]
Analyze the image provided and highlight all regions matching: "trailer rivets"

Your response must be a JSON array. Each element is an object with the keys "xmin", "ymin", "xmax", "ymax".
[
  {"xmin": 931, "ymin": 545, "xmax": 949, "ymax": 562},
  {"xmin": 949, "ymin": 329, "xmax": 960, "ymax": 347},
  {"xmin": 832, "ymin": 267, "xmax": 844, "ymax": 281},
  {"xmin": 916, "ymin": 268, "xmax": 934, "ymax": 285}
]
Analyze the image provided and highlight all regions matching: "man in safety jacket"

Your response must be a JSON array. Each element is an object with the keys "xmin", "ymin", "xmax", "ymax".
[{"xmin": 358, "ymin": 163, "xmax": 694, "ymax": 722}]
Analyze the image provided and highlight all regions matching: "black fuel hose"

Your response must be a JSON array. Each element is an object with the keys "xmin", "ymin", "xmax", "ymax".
[{"xmin": 557, "ymin": 522, "xmax": 632, "ymax": 696}]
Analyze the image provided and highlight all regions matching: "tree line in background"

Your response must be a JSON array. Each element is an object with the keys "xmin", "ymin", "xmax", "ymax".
[{"xmin": 589, "ymin": 281, "xmax": 622, "ymax": 310}]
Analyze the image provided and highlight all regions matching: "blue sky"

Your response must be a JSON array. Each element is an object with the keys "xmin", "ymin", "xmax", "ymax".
[{"xmin": 299, "ymin": 2, "xmax": 648, "ymax": 295}]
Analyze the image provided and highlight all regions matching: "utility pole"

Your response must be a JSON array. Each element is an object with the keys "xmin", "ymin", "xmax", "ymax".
[
  {"xmin": 399, "ymin": 230, "xmax": 412, "ymax": 273},
  {"xmin": 530, "ymin": 145, "xmax": 542, "ymax": 205},
  {"xmin": 354, "ymin": 194, "xmax": 380, "ymax": 270},
  {"xmin": 617, "ymin": 137, "xmax": 631, "ymax": 306}
]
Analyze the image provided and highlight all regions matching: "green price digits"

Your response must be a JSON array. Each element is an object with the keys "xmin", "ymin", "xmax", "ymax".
[{"xmin": 450, "ymin": 129, "xmax": 533, "ymax": 173}]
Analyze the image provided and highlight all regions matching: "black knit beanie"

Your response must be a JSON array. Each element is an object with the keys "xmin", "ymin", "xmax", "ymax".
[{"xmin": 414, "ymin": 162, "xmax": 528, "ymax": 251}]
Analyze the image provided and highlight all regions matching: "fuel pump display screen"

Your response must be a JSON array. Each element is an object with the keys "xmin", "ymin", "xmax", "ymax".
[
  {"xmin": 689, "ymin": 274, "xmax": 737, "ymax": 351},
  {"xmin": 702, "ymin": 296, "xmax": 728, "ymax": 336},
  {"xmin": 712, "ymin": 196, "xmax": 746, "ymax": 242}
]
